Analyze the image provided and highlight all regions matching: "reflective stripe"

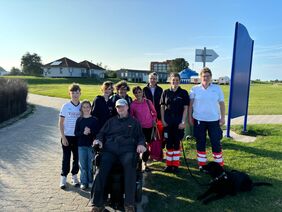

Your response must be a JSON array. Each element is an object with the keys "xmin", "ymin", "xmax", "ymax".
[
  {"xmin": 172, "ymin": 156, "xmax": 180, "ymax": 160},
  {"xmin": 197, "ymin": 153, "xmax": 207, "ymax": 158},
  {"xmin": 214, "ymin": 158, "xmax": 223, "ymax": 163},
  {"xmin": 197, "ymin": 151, "xmax": 206, "ymax": 155},
  {"xmin": 197, "ymin": 157, "xmax": 207, "ymax": 162},
  {"xmin": 173, "ymin": 151, "xmax": 180, "ymax": 154},
  {"xmin": 166, "ymin": 156, "xmax": 173, "ymax": 161}
]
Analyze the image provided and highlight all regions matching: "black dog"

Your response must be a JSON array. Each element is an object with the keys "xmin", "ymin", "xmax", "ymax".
[{"xmin": 197, "ymin": 162, "xmax": 272, "ymax": 204}]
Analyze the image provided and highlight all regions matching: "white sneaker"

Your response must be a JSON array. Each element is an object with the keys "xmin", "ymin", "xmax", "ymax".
[
  {"xmin": 71, "ymin": 174, "xmax": 79, "ymax": 186},
  {"xmin": 60, "ymin": 176, "xmax": 67, "ymax": 189},
  {"xmin": 88, "ymin": 182, "xmax": 93, "ymax": 188},
  {"xmin": 80, "ymin": 184, "xmax": 87, "ymax": 190}
]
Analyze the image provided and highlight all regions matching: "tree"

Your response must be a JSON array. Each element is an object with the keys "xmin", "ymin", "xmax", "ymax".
[
  {"xmin": 10, "ymin": 67, "xmax": 22, "ymax": 75},
  {"xmin": 21, "ymin": 52, "xmax": 43, "ymax": 76},
  {"xmin": 168, "ymin": 58, "xmax": 189, "ymax": 73}
]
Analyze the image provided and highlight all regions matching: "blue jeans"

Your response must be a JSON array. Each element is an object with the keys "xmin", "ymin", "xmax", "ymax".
[{"xmin": 78, "ymin": 146, "xmax": 94, "ymax": 185}]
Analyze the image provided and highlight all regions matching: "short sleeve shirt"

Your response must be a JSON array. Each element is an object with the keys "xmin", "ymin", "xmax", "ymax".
[
  {"xmin": 190, "ymin": 83, "xmax": 224, "ymax": 121},
  {"xmin": 59, "ymin": 101, "xmax": 81, "ymax": 136},
  {"xmin": 160, "ymin": 87, "xmax": 189, "ymax": 123}
]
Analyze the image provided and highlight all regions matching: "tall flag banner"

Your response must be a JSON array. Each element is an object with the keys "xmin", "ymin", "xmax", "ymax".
[{"xmin": 226, "ymin": 22, "xmax": 254, "ymax": 137}]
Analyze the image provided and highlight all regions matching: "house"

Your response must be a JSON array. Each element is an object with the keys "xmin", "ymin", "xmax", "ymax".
[
  {"xmin": 0, "ymin": 66, "xmax": 8, "ymax": 76},
  {"xmin": 218, "ymin": 76, "xmax": 230, "ymax": 85},
  {"xmin": 43, "ymin": 57, "xmax": 105, "ymax": 78},
  {"xmin": 116, "ymin": 69, "xmax": 150, "ymax": 83},
  {"xmin": 79, "ymin": 60, "xmax": 105, "ymax": 78}
]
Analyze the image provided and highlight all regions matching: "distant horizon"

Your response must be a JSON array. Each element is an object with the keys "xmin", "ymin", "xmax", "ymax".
[{"xmin": 1, "ymin": 0, "xmax": 282, "ymax": 80}]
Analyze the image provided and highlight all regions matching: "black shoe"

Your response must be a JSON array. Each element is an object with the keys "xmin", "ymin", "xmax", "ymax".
[
  {"xmin": 172, "ymin": 166, "xmax": 179, "ymax": 173},
  {"xmin": 145, "ymin": 166, "xmax": 151, "ymax": 172},
  {"xmin": 163, "ymin": 166, "xmax": 173, "ymax": 173},
  {"xmin": 199, "ymin": 166, "xmax": 208, "ymax": 173}
]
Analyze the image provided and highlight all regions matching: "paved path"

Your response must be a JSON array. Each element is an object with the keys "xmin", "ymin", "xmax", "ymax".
[
  {"xmin": 1, "ymin": 94, "xmax": 282, "ymax": 211},
  {"xmin": 0, "ymin": 94, "xmax": 92, "ymax": 212}
]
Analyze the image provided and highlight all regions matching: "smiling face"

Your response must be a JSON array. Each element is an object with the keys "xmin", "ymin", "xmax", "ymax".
[
  {"xmin": 116, "ymin": 104, "xmax": 129, "ymax": 117},
  {"xmin": 69, "ymin": 90, "xmax": 81, "ymax": 102},
  {"xmin": 81, "ymin": 102, "xmax": 91, "ymax": 116},
  {"xmin": 134, "ymin": 88, "xmax": 143, "ymax": 100},
  {"xmin": 103, "ymin": 85, "xmax": 113, "ymax": 96},
  {"xmin": 201, "ymin": 72, "xmax": 212, "ymax": 86},
  {"xmin": 170, "ymin": 76, "xmax": 180, "ymax": 89},
  {"xmin": 149, "ymin": 74, "xmax": 157, "ymax": 87},
  {"xmin": 118, "ymin": 86, "xmax": 128, "ymax": 98}
]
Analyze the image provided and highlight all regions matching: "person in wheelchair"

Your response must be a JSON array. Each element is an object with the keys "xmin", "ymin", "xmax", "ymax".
[{"xmin": 91, "ymin": 98, "xmax": 146, "ymax": 212}]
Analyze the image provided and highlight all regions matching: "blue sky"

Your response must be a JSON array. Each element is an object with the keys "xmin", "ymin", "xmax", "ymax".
[{"xmin": 0, "ymin": 0, "xmax": 282, "ymax": 80}]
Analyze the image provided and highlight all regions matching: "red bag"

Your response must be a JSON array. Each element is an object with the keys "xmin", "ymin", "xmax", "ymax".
[{"xmin": 148, "ymin": 127, "xmax": 163, "ymax": 161}]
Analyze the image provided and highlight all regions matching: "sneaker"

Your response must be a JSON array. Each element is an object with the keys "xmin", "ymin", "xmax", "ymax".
[
  {"xmin": 60, "ymin": 176, "xmax": 67, "ymax": 189},
  {"xmin": 88, "ymin": 182, "xmax": 93, "ymax": 188},
  {"xmin": 80, "ymin": 184, "xmax": 87, "ymax": 190},
  {"xmin": 163, "ymin": 166, "xmax": 173, "ymax": 173},
  {"xmin": 71, "ymin": 174, "xmax": 79, "ymax": 186}
]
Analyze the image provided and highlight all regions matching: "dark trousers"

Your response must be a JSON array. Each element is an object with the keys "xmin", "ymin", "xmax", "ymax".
[
  {"xmin": 164, "ymin": 124, "xmax": 184, "ymax": 150},
  {"xmin": 193, "ymin": 120, "xmax": 223, "ymax": 153},
  {"xmin": 61, "ymin": 136, "xmax": 79, "ymax": 177},
  {"xmin": 142, "ymin": 127, "xmax": 153, "ymax": 162},
  {"xmin": 92, "ymin": 151, "xmax": 137, "ymax": 207}
]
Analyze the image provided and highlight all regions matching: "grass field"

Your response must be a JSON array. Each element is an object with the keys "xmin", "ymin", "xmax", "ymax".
[
  {"xmin": 144, "ymin": 124, "xmax": 282, "ymax": 212},
  {"xmin": 3, "ymin": 76, "xmax": 282, "ymax": 114}
]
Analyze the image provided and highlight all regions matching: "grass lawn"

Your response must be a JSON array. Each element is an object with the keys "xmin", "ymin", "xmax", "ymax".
[
  {"xmin": 144, "ymin": 124, "xmax": 282, "ymax": 211},
  {"xmin": 3, "ymin": 76, "xmax": 282, "ymax": 114}
]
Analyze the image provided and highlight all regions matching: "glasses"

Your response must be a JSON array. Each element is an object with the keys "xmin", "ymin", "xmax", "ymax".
[{"xmin": 202, "ymin": 75, "xmax": 211, "ymax": 78}]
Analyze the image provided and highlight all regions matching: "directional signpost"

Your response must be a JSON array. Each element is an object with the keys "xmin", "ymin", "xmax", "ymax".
[{"xmin": 195, "ymin": 47, "xmax": 219, "ymax": 67}]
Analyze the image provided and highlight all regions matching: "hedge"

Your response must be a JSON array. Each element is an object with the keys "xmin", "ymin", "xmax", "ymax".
[{"xmin": 0, "ymin": 78, "xmax": 28, "ymax": 123}]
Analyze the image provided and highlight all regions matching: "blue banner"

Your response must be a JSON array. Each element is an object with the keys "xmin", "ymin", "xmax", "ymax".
[{"xmin": 227, "ymin": 22, "xmax": 254, "ymax": 136}]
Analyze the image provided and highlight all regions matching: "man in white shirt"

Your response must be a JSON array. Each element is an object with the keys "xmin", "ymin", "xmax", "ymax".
[{"xmin": 188, "ymin": 67, "xmax": 225, "ymax": 171}]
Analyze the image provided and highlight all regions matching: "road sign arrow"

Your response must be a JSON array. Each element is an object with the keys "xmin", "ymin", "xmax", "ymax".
[{"xmin": 195, "ymin": 48, "xmax": 219, "ymax": 62}]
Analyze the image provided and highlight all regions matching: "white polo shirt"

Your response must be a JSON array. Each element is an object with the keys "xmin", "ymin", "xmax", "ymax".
[
  {"xmin": 59, "ymin": 101, "xmax": 81, "ymax": 136},
  {"xmin": 190, "ymin": 83, "xmax": 224, "ymax": 121}
]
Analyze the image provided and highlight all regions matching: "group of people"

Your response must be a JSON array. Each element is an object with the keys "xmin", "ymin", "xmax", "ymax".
[{"xmin": 58, "ymin": 67, "xmax": 225, "ymax": 212}]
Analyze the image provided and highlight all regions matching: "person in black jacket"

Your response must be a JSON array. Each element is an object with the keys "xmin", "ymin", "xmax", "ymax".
[
  {"xmin": 91, "ymin": 81, "xmax": 114, "ymax": 130},
  {"xmin": 110, "ymin": 80, "xmax": 132, "ymax": 116},
  {"xmin": 91, "ymin": 99, "xmax": 146, "ymax": 212},
  {"xmin": 161, "ymin": 73, "xmax": 189, "ymax": 173},
  {"xmin": 143, "ymin": 72, "xmax": 163, "ymax": 120}
]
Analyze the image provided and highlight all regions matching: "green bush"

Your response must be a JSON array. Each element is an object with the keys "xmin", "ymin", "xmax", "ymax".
[{"xmin": 0, "ymin": 78, "xmax": 28, "ymax": 123}]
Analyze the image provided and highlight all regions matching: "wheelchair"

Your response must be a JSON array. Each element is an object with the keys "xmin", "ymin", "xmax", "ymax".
[{"xmin": 91, "ymin": 144, "xmax": 143, "ymax": 211}]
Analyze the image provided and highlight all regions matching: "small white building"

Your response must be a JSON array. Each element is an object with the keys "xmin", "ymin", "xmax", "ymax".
[
  {"xmin": 0, "ymin": 67, "xmax": 8, "ymax": 76},
  {"xmin": 218, "ymin": 76, "xmax": 230, "ymax": 85},
  {"xmin": 190, "ymin": 76, "xmax": 201, "ymax": 84},
  {"xmin": 43, "ymin": 57, "xmax": 86, "ymax": 78}
]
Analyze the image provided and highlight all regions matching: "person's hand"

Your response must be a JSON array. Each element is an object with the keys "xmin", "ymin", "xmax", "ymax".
[
  {"xmin": 84, "ymin": 127, "xmax": 91, "ymax": 135},
  {"xmin": 137, "ymin": 145, "xmax": 146, "ymax": 154},
  {"xmin": 188, "ymin": 117, "xmax": 194, "ymax": 126},
  {"xmin": 219, "ymin": 117, "xmax": 225, "ymax": 126},
  {"xmin": 162, "ymin": 120, "xmax": 168, "ymax": 127},
  {"xmin": 93, "ymin": 139, "xmax": 103, "ymax": 148},
  {"xmin": 178, "ymin": 122, "xmax": 186, "ymax": 129},
  {"xmin": 61, "ymin": 136, "xmax": 69, "ymax": 146}
]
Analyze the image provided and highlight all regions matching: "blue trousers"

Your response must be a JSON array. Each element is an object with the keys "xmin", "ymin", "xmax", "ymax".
[{"xmin": 78, "ymin": 146, "xmax": 94, "ymax": 185}]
